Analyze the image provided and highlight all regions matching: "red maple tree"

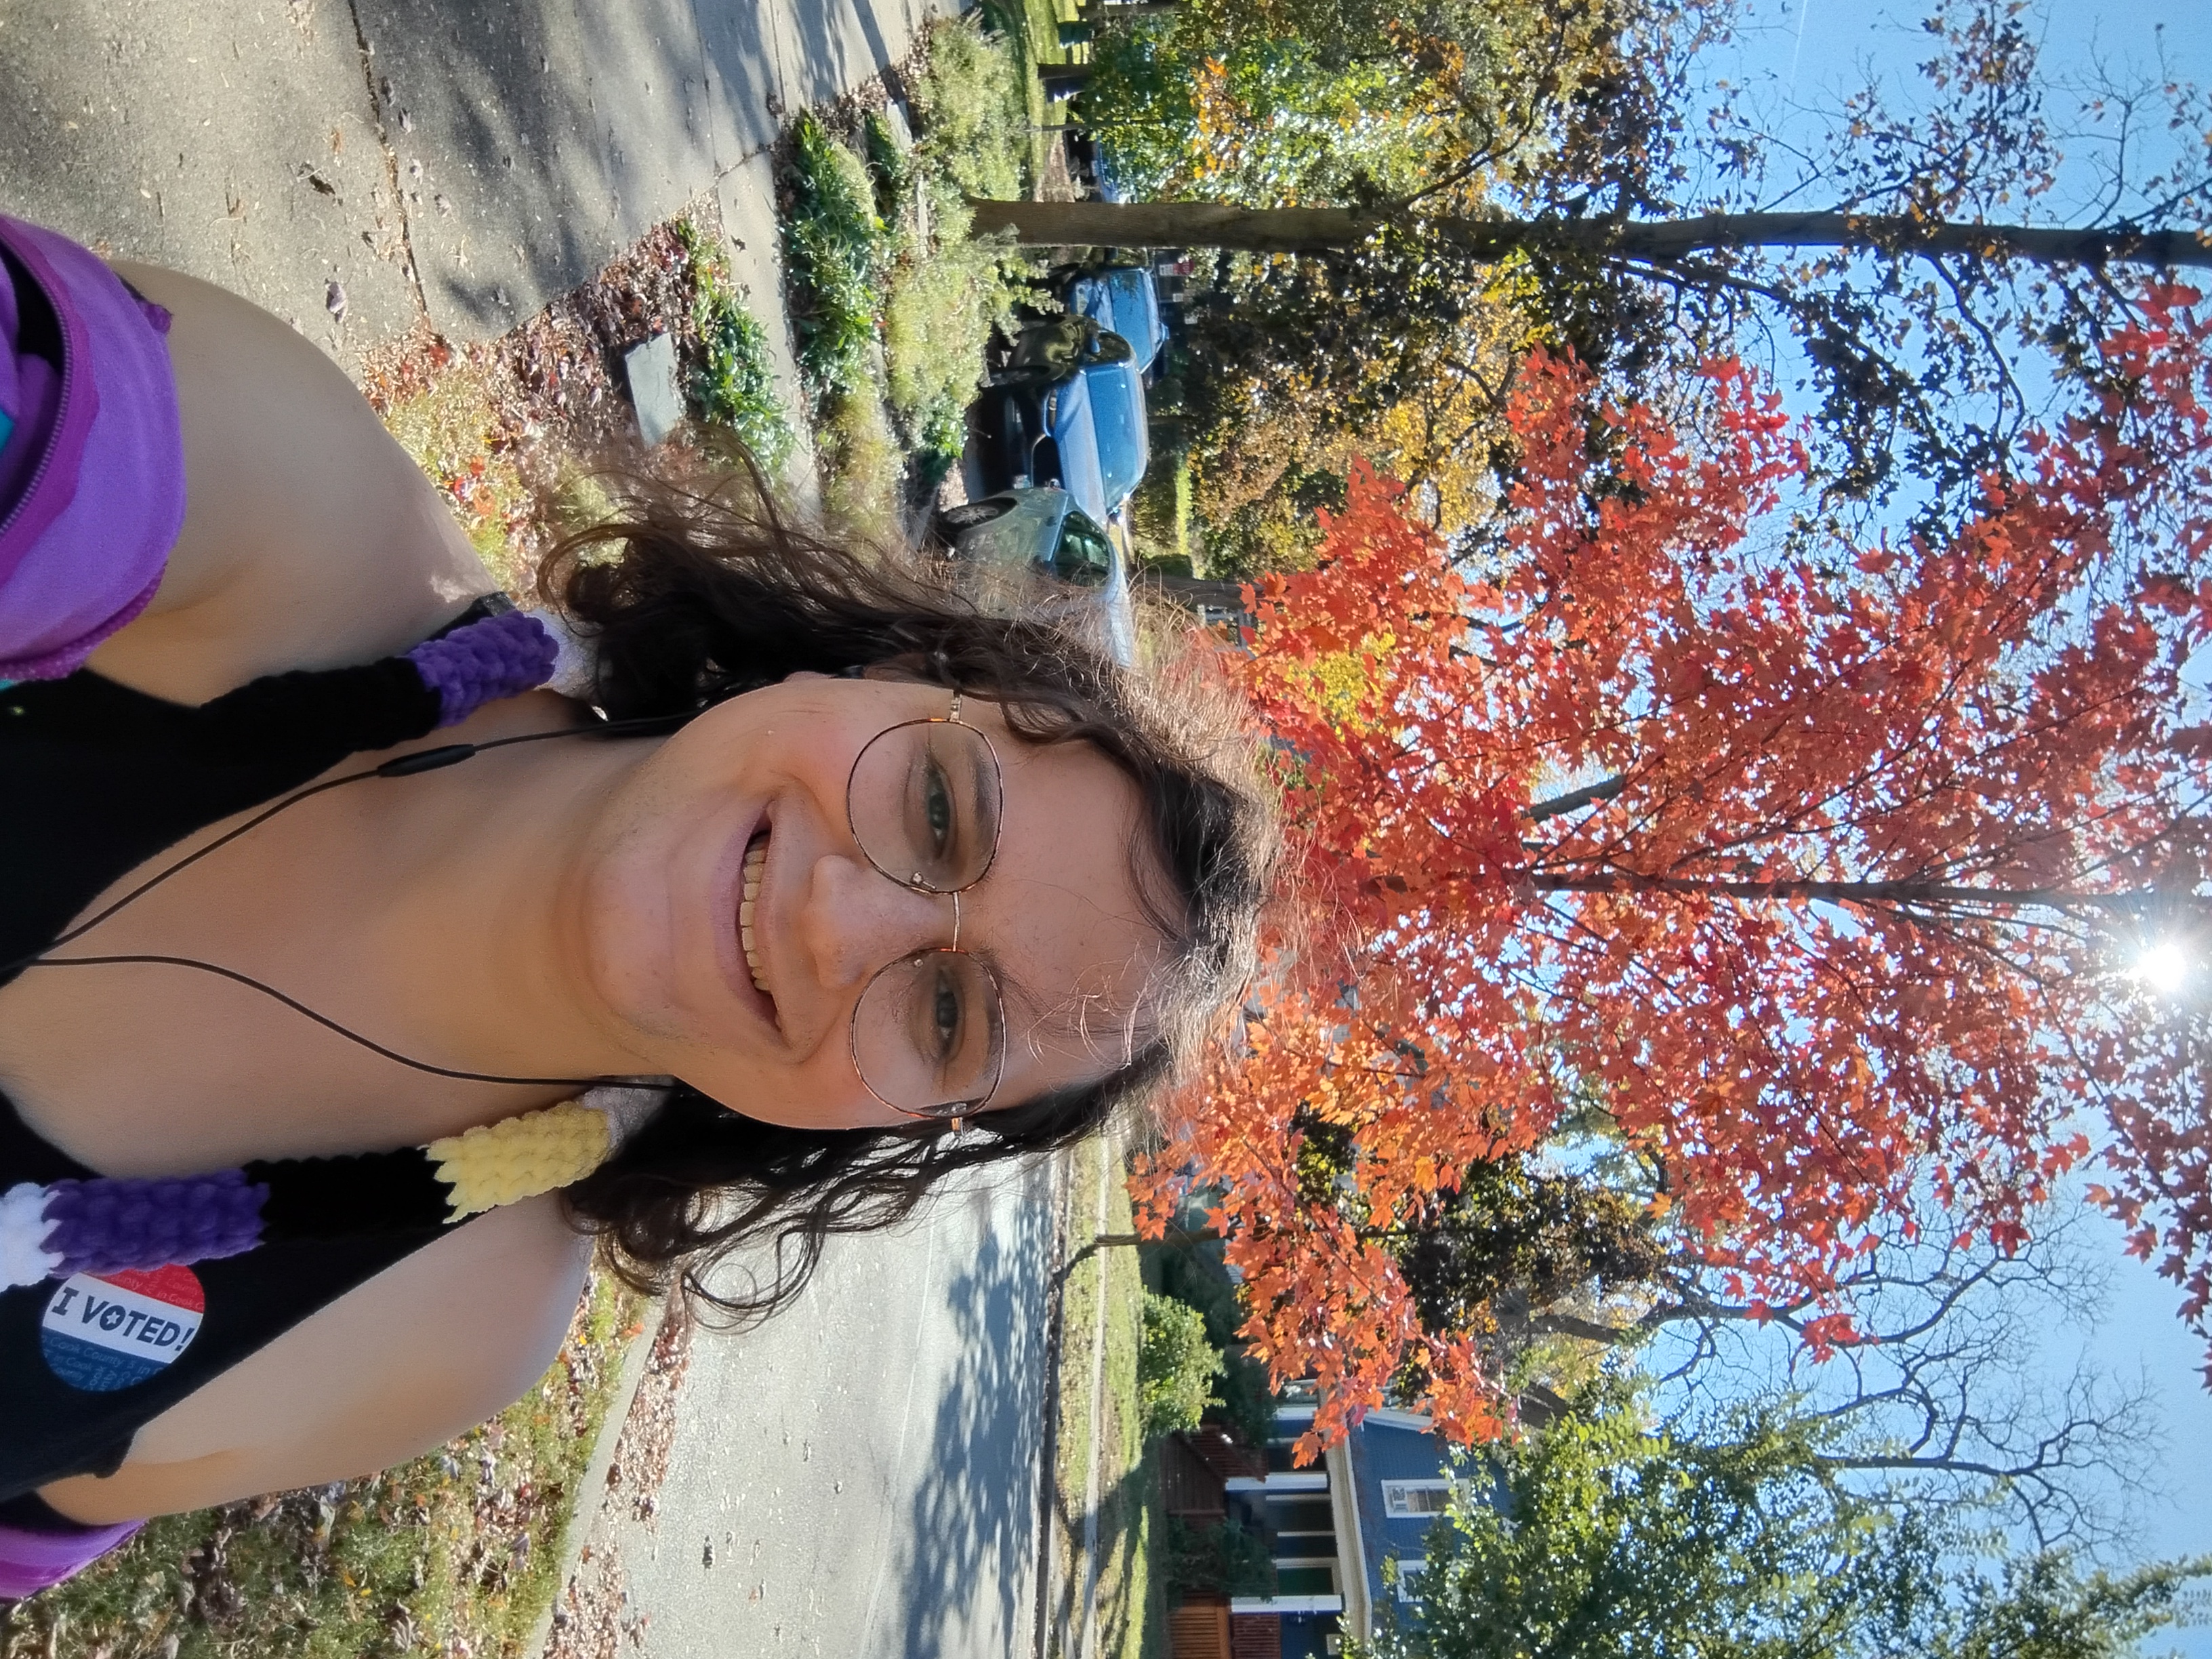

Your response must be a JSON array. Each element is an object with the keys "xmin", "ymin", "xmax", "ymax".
[{"xmin": 1136, "ymin": 291, "xmax": 2212, "ymax": 1455}]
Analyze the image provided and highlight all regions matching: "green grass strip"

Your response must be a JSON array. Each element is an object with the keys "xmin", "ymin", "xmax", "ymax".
[{"xmin": 18, "ymin": 1274, "xmax": 646, "ymax": 1659}]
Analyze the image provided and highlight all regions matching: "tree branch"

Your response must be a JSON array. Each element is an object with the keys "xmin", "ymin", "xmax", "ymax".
[{"xmin": 966, "ymin": 200, "xmax": 2212, "ymax": 269}]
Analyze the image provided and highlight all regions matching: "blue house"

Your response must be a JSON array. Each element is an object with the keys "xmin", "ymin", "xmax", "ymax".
[{"xmin": 1165, "ymin": 1386, "xmax": 1456, "ymax": 1659}]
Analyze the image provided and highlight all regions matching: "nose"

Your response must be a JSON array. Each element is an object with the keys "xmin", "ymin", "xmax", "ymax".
[{"xmin": 796, "ymin": 851, "xmax": 956, "ymax": 991}]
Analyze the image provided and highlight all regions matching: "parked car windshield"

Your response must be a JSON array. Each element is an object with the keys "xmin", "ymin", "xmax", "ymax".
[
  {"xmin": 1084, "ymin": 359, "xmax": 1150, "ymax": 514},
  {"xmin": 1072, "ymin": 267, "xmax": 1166, "ymax": 369},
  {"xmin": 1054, "ymin": 512, "xmax": 1115, "ymax": 586},
  {"xmin": 1046, "ymin": 370, "xmax": 1109, "ymax": 523}
]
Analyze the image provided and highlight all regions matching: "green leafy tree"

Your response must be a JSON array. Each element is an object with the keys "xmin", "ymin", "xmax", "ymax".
[
  {"xmin": 1071, "ymin": 0, "xmax": 1622, "ymax": 572},
  {"xmin": 1358, "ymin": 1384, "xmax": 2210, "ymax": 1659},
  {"xmin": 987, "ymin": 0, "xmax": 2212, "ymax": 546},
  {"xmin": 1153, "ymin": 1243, "xmax": 1279, "ymax": 1447},
  {"xmin": 1141, "ymin": 1290, "xmax": 1227, "ymax": 1437},
  {"xmin": 1084, "ymin": 20, "xmax": 1456, "ymax": 206},
  {"xmin": 1277, "ymin": 1114, "xmax": 1668, "ymax": 1400}
]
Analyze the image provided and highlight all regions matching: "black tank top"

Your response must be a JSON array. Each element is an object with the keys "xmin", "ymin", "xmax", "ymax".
[{"xmin": 0, "ymin": 611, "xmax": 492, "ymax": 1500}]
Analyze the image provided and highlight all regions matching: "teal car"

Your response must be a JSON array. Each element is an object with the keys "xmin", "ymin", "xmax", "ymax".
[{"xmin": 937, "ymin": 485, "xmax": 1137, "ymax": 665}]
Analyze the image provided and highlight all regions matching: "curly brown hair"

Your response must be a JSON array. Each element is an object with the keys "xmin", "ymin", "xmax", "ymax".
[{"xmin": 541, "ymin": 459, "xmax": 1277, "ymax": 1325}]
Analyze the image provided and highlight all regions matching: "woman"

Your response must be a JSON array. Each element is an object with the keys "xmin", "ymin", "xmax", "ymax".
[{"xmin": 0, "ymin": 214, "xmax": 1275, "ymax": 1595}]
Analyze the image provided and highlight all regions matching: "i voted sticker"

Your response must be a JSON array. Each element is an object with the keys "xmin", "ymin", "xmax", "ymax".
[{"xmin": 41, "ymin": 1266, "xmax": 205, "ymax": 1392}]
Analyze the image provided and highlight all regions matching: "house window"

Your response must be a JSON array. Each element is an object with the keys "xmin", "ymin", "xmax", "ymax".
[
  {"xmin": 1273, "ymin": 1559, "xmax": 1340, "ymax": 1597},
  {"xmin": 1394, "ymin": 1557, "xmax": 1428, "ymax": 1602},
  {"xmin": 1270, "ymin": 1497, "xmax": 1334, "ymax": 1534},
  {"xmin": 1381, "ymin": 1479, "xmax": 1455, "ymax": 1517}
]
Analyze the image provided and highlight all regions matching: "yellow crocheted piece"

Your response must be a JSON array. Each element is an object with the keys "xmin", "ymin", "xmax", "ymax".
[{"xmin": 426, "ymin": 1100, "xmax": 613, "ymax": 1221}]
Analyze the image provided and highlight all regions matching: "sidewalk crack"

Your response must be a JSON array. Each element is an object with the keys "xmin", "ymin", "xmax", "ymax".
[{"xmin": 345, "ymin": 0, "xmax": 429, "ymax": 321}]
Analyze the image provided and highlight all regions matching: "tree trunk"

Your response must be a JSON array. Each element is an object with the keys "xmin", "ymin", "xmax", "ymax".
[
  {"xmin": 966, "ymin": 199, "xmax": 2212, "ymax": 270},
  {"xmin": 1036, "ymin": 63, "xmax": 1098, "ymax": 94},
  {"xmin": 1090, "ymin": 1227, "xmax": 1221, "ymax": 1249},
  {"xmin": 1060, "ymin": 1225, "xmax": 1220, "ymax": 1282},
  {"xmin": 1525, "ymin": 872, "xmax": 2142, "ymax": 911},
  {"xmin": 1139, "ymin": 573, "xmax": 1251, "ymax": 612},
  {"xmin": 973, "ymin": 199, "xmax": 1370, "ymax": 252}
]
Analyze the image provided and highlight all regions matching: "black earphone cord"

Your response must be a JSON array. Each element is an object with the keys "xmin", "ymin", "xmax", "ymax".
[{"xmin": 2, "ymin": 720, "xmax": 681, "ymax": 1090}]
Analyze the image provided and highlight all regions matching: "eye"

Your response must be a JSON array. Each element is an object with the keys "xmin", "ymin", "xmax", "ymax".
[
  {"xmin": 926, "ymin": 962, "xmax": 964, "ymax": 1065},
  {"xmin": 920, "ymin": 753, "xmax": 957, "ymax": 860}
]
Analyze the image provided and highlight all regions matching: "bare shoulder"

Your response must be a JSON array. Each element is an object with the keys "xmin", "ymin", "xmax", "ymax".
[
  {"xmin": 83, "ymin": 262, "xmax": 500, "ymax": 705},
  {"xmin": 41, "ymin": 1198, "xmax": 593, "ymax": 1524}
]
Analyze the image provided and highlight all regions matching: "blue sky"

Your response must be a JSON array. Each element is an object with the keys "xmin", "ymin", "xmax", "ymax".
[
  {"xmin": 1683, "ymin": 2, "xmax": 2212, "ymax": 1644},
  {"xmin": 1711, "ymin": 0, "xmax": 2210, "ymax": 133}
]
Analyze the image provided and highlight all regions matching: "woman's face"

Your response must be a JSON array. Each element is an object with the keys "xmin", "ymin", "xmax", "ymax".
[{"xmin": 572, "ymin": 674, "xmax": 1173, "ymax": 1129}]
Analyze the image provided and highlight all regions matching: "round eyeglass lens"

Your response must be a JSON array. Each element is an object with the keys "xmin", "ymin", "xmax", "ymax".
[
  {"xmin": 846, "ymin": 718, "xmax": 1002, "ymax": 895},
  {"xmin": 853, "ymin": 947, "xmax": 1007, "ymax": 1116}
]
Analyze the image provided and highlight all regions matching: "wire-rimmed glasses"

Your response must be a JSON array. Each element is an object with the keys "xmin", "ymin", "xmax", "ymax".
[{"xmin": 844, "ymin": 693, "xmax": 1008, "ymax": 1119}]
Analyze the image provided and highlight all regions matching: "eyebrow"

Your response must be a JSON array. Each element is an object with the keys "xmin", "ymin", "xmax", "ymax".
[
  {"xmin": 960, "ymin": 737, "xmax": 1023, "ymax": 998},
  {"xmin": 966, "ymin": 739, "xmax": 1000, "ymax": 861},
  {"xmin": 972, "ymin": 942, "xmax": 1039, "ymax": 1030},
  {"xmin": 956, "ymin": 733, "xmax": 1058, "ymax": 1052}
]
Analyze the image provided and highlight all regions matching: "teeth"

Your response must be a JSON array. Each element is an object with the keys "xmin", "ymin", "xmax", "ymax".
[{"xmin": 739, "ymin": 835, "xmax": 769, "ymax": 994}]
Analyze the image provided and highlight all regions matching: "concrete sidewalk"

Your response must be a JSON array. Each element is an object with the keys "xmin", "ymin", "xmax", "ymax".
[{"xmin": 0, "ymin": 0, "xmax": 954, "ymax": 365}]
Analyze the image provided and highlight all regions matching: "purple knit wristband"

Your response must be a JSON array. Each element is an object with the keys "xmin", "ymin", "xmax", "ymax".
[{"xmin": 404, "ymin": 610, "xmax": 558, "ymax": 728}]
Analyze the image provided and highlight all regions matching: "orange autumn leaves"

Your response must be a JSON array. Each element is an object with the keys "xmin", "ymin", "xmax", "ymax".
[{"xmin": 1137, "ymin": 296, "xmax": 2212, "ymax": 1456}]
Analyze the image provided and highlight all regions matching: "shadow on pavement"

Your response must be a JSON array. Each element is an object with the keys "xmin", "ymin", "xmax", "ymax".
[
  {"xmin": 1045, "ymin": 1447, "xmax": 1154, "ymax": 1653},
  {"xmin": 895, "ymin": 1163, "xmax": 1057, "ymax": 1658},
  {"xmin": 781, "ymin": 0, "xmax": 894, "ymax": 115},
  {"xmin": 355, "ymin": 0, "xmax": 728, "ymax": 331}
]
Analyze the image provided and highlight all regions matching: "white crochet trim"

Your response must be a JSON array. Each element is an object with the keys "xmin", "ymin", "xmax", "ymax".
[
  {"xmin": 578, "ymin": 1084, "xmax": 671, "ymax": 1149},
  {"xmin": 521, "ymin": 607, "xmax": 599, "ymax": 702},
  {"xmin": 0, "ymin": 1181, "xmax": 62, "ymax": 1290}
]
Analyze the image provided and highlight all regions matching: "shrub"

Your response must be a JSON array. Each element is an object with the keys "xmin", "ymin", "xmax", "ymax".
[
  {"xmin": 877, "ymin": 21, "xmax": 1030, "ymax": 483},
  {"xmin": 775, "ymin": 20, "xmax": 1031, "ymax": 510},
  {"xmin": 676, "ymin": 220, "xmax": 796, "ymax": 474},
  {"xmin": 1165, "ymin": 1517, "xmax": 1278, "ymax": 1604},
  {"xmin": 816, "ymin": 386, "xmax": 901, "ymax": 536},
  {"xmin": 1141, "ymin": 1290, "xmax": 1225, "ymax": 1438},
  {"xmin": 1153, "ymin": 1242, "xmax": 1277, "ymax": 1448},
  {"xmin": 863, "ymin": 109, "xmax": 913, "ymax": 216},
  {"xmin": 882, "ymin": 194, "xmax": 1021, "ymax": 479},
  {"xmin": 785, "ymin": 112, "xmax": 883, "ymax": 398},
  {"xmin": 913, "ymin": 16, "xmax": 1026, "ymax": 202},
  {"xmin": 1130, "ymin": 453, "xmax": 1195, "ymax": 569}
]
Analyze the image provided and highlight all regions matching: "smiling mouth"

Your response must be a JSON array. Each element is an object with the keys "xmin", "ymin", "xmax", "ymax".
[{"xmin": 739, "ymin": 830, "xmax": 774, "ymax": 1006}]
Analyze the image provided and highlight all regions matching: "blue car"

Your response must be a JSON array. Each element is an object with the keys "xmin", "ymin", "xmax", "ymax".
[
  {"xmin": 978, "ymin": 267, "xmax": 1164, "ymax": 529},
  {"xmin": 1067, "ymin": 265, "xmax": 1166, "ymax": 370}
]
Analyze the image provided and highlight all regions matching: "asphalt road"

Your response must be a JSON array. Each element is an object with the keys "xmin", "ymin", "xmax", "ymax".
[
  {"xmin": 0, "ymin": 0, "xmax": 951, "ymax": 361},
  {"xmin": 581, "ymin": 1155, "xmax": 1061, "ymax": 1659}
]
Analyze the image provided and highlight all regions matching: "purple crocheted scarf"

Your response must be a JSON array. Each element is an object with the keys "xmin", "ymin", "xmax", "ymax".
[
  {"xmin": 21, "ymin": 1171, "xmax": 266, "ymax": 1279},
  {"xmin": 404, "ymin": 608, "xmax": 558, "ymax": 727},
  {"xmin": 0, "ymin": 1162, "xmax": 395, "ymax": 1292}
]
